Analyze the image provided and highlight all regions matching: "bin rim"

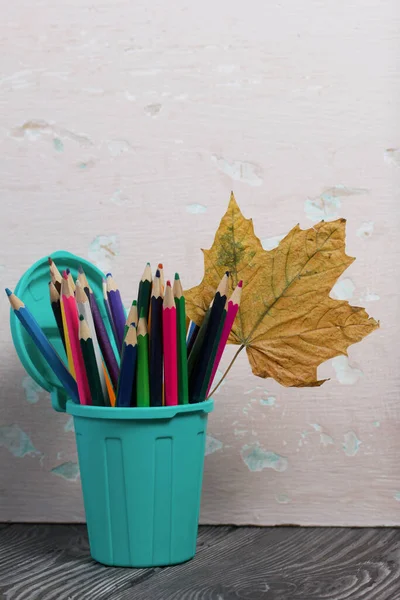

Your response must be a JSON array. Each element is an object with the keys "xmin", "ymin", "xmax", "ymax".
[{"xmin": 66, "ymin": 398, "xmax": 214, "ymax": 420}]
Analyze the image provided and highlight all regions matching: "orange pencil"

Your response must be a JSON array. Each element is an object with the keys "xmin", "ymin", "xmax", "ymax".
[
  {"xmin": 162, "ymin": 281, "xmax": 178, "ymax": 406},
  {"xmin": 61, "ymin": 273, "xmax": 91, "ymax": 405}
]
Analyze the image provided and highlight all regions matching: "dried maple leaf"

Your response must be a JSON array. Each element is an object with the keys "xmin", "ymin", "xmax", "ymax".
[{"xmin": 185, "ymin": 193, "xmax": 379, "ymax": 387}]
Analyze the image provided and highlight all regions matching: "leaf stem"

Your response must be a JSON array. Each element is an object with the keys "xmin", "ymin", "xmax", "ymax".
[{"xmin": 206, "ymin": 344, "xmax": 245, "ymax": 399}]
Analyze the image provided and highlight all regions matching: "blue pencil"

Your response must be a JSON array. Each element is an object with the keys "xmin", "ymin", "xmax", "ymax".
[
  {"xmin": 106, "ymin": 274, "xmax": 126, "ymax": 352},
  {"xmin": 116, "ymin": 324, "xmax": 137, "ymax": 407},
  {"xmin": 6, "ymin": 288, "xmax": 79, "ymax": 403}
]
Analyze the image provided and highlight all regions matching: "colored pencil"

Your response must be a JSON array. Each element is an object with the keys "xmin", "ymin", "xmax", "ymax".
[
  {"xmin": 79, "ymin": 315, "xmax": 104, "ymax": 406},
  {"xmin": 163, "ymin": 281, "xmax": 178, "ymax": 406},
  {"xmin": 149, "ymin": 270, "xmax": 163, "ymax": 406},
  {"xmin": 88, "ymin": 289, "xmax": 119, "ymax": 388},
  {"xmin": 48, "ymin": 257, "xmax": 62, "ymax": 293},
  {"xmin": 187, "ymin": 310, "xmax": 210, "ymax": 380},
  {"xmin": 66, "ymin": 269, "xmax": 76, "ymax": 294},
  {"xmin": 173, "ymin": 273, "xmax": 188, "ymax": 404},
  {"xmin": 77, "ymin": 266, "xmax": 90, "ymax": 298},
  {"xmin": 6, "ymin": 289, "xmax": 79, "ymax": 403},
  {"xmin": 207, "ymin": 281, "xmax": 242, "ymax": 395},
  {"xmin": 49, "ymin": 281, "xmax": 66, "ymax": 351},
  {"xmin": 136, "ymin": 314, "xmax": 150, "ymax": 407},
  {"xmin": 76, "ymin": 281, "xmax": 108, "ymax": 404},
  {"xmin": 61, "ymin": 275, "xmax": 91, "ymax": 405},
  {"xmin": 158, "ymin": 263, "xmax": 165, "ymax": 296},
  {"xmin": 189, "ymin": 272, "xmax": 229, "ymax": 403},
  {"xmin": 186, "ymin": 321, "xmax": 200, "ymax": 355},
  {"xmin": 59, "ymin": 274, "xmax": 76, "ymax": 379},
  {"xmin": 137, "ymin": 263, "xmax": 152, "ymax": 323},
  {"xmin": 124, "ymin": 300, "xmax": 137, "ymax": 340},
  {"xmin": 103, "ymin": 278, "xmax": 120, "ymax": 350},
  {"xmin": 117, "ymin": 324, "xmax": 137, "ymax": 407},
  {"xmin": 106, "ymin": 274, "xmax": 126, "ymax": 351},
  {"xmin": 200, "ymin": 300, "xmax": 228, "ymax": 400}
]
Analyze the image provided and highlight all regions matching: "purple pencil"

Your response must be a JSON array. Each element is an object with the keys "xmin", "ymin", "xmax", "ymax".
[
  {"xmin": 89, "ymin": 290, "xmax": 119, "ymax": 388},
  {"xmin": 106, "ymin": 274, "xmax": 126, "ymax": 351},
  {"xmin": 102, "ymin": 278, "xmax": 120, "ymax": 354}
]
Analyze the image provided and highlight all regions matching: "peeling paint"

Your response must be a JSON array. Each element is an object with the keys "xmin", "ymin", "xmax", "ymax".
[
  {"xmin": 88, "ymin": 235, "xmax": 120, "ymax": 272},
  {"xmin": 331, "ymin": 278, "xmax": 355, "ymax": 301},
  {"xmin": 0, "ymin": 424, "xmax": 40, "ymax": 458},
  {"xmin": 144, "ymin": 103, "xmax": 162, "ymax": 116},
  {"xmin": 109, "ymin": 189, "xmax": 131, "ymax": 206},
  {"xmin": 343, "ymin": 431, "xmax": 361, "ymax": 457},
  {"xmin": 186, "ymin": 203, "xmax": 207, "ymax": 214},
  {"xmin": 107, "ymin": 139, "xmax": 131, "ymax": 156},
  {"xmin": 305, "ymin": 186, "xmax": 368, "ymax": 221},
  {"xmin": 394, "ymin": 492, "xmax": 400, "ymax": 502},
  {"xmin": 260, "ymin": 396, "xmax": 276, "ymax": 407},
  {"xmin": 320, "ymin": 433, "xmax": 334, "ymax": 447},
  {"xmin": 53, "ymin": 137, "xmax": 64, "ymax": 152},
  {"xmin": 356, "ymin": 221, "xmax": 374, "ymax": 239},
  {"xmin": 234, "ymin": 429, "xmax": 248, "ymax": 438},
  {"xmin": 373, "ymin": 421, "xmax": 380, "ymax": 428},
  {"xmin": 261, "ymin": 234, "xmax": 285, "ymax": 251},
  {"xmin": 205, "ymin": 435, "xmax": 223, "ymax": 455},
  {"xmin": 211, "ymin": 155, "xmax": 263, "ymax": 187},
  {"xmin": 10, "ymin": 120, "xmax": 92, "ymax": 147},
  {"xmin": 22, "ymin": 376, "xmax": 42, "ymax": 404},
  {"xmin": 241, "ymin": 443, "xmax": 288, "ymax": 472},
  {"xmin": 275, "ymin": 493, "xmax": 291, "ymax": 504},
  {"xmin": 310, "ymin": 424, "xmax": 322, "ymax": 432},
  {"xmin": 359, "ymin": 290, "xmax": 380, "ymax": 302},
  {"xmin": 384, "ymin": 148, "xmax": 400, "ymax": 167},
  {"xmin": 332, "ymin": 356, "xmax": 363, "ymax": 385},
  {"xmin": 64, "ymin": 417, "xmax": 74, "ymax": 433},
  {"xmin": 51, "ymin": 461, "xmax": 80, "ymax": 481}
]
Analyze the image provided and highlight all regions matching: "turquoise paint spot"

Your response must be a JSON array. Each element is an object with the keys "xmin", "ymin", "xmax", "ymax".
[
  {"xmin": 22, "ymin": 376, "xmax": 41, "ymax": 404},
  {"xmin": 373, "ymin": 421, "xmax": 380, "ymax": 428},
  {"xmin": 260, "ymin": 396, "xmax": 276, "ymax": 407},
  {"xmin": 53, "ymin": 137, "xmax": 64, "ymax": 152},
  {"xmin": 310, "ymin": 423, "xmax": 322, "ymax": 432},
  {"xmin": 205, "ymin": 435, "xmax": 223, "ymax": 456},
  {"xmin": 241, "ymin": 443, "xmax": 288, "ymax": 472},
  {"xmin": 78, "ymin": 162, "xmax": 87, "ymax": 169},
  {"xmin": 275, "ymin": 493, "xmax": 291, "ymax": 504},
  {"xmin": 51, "ymin": 461, "xmax": 80, "ymax": 481},
  {"xmin": 186, "ymin": 204, "xmax": 207, "ymax": 214},
  {"xmin": 394, "ymin": 492, "xmax": 400, "ymax": 502},
  {"xmin": 320, "ymin": 433, "xmax": 334, "ymax": 447},
  {"xmin": 343, "ymin": 431, "xmax": 361, "ymax": 457},
  {"xmin": 0, "ymin": 424, "xmax": 40, "ymax": 458},
  {"xmin": 64, "ymin": 417, "xmax": 74, "ymax": 433}
]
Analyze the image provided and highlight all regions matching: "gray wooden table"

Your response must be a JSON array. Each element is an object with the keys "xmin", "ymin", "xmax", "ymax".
[{"xmin": 0, "ymin": 524, "xmax": 399, "ymax": 599}]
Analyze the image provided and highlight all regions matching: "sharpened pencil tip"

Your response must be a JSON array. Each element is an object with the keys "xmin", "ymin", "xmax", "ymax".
[
  {"xmin": 48, "ymin": 257, "xmax": 53, "ymax": 265},
  {"xmin": 106, "ymin": 272, "xmax": 112, "ymax": 277},
  {"xmin": 5, "ymin": 288, "xmax": 12, "ymax": 297},
  {"xmin": 174, "ymin": 273, "xmax": 179, "ymax": 280},
  {"xmin": 225, "ymin": 271, "xmax": 230, "ymax": 277},
  {"xmin": 79, "ymin": 314, "xmax": 84, "ymax": 321},
  {"xmin": 238, "ymin": 280, "xmax": 243, "ymax": 288},
  {"xmin": 166, "ymin": 280, "xmax": 171, "ymax": 287},
  {"xmin": 146, "ymin": 262, "xmax": 150, "ymax": 266},
  {"xmin": 132, "ymin": 300, "xmax": 137, "ymax": 306},
  {"xmin": 62, "ymin": 271, "xmax": 68, "ymax": 280},
  {"xmin": 158, "ymin": 263, "xmax": 163, "ymax": 269},
  {"xmin": 66, "ymin": 268, "xmax": 70, "ymax": 275},
  {"xmin": 155, "ymin": 269, "xmax": 160, "ymax": 277}
]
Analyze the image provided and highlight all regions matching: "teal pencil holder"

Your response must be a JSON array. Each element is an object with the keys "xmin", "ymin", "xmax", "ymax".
[
  {"xmin": 68, "ymin": 400, "xmax": 213, "ymax": 567},
  {"xmin": 10, "ymin": 252, "xmax": 214, "ymax": 567}
]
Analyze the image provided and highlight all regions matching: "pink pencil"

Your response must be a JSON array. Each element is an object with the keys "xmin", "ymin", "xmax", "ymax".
[
  {"xmin": 163, "ymin": 281, "xmax": 178, "ymax": 406},
  {"xmin": 207, "ymin": 281, "xmax": 242, "ymax": 395},
  {"xmin": 61, "ymin": 273, "xmax": 91, "ymax": 405}
]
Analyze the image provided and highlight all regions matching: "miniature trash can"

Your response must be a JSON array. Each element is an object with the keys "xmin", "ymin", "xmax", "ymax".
[
  {"xmin": 68, "ymin": 400, "xmax": 213, "ymax": 567},
  {"xmin": 10, "ymin": 251, "xmax": 214, "ymax": 567}
]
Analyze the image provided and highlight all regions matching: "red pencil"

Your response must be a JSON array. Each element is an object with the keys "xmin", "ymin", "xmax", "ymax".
[
  {"xmin": 162, "ymin": 281, "xmax": 178, "ymax": 406},
  {"xmin": 61, "ymin": 273, "xmax": 91, "ymax": 405}
]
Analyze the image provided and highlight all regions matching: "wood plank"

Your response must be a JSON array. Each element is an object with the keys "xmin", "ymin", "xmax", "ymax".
[
  {"xmin": 0, "ymin": 524, "xmax": 235, "ymax": 600},
  {"xmin": 111, "ymin": 527, "xmax": 400, "ymax": 600}
]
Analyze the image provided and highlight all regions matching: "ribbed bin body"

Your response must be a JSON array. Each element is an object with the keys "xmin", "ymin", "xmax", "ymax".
[{"xmin": 67, "ymin": 399, "xmax": 213, "ymax": 567}]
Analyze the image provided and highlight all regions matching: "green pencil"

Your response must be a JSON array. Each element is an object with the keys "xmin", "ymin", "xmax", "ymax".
[
  {"xmin": 173, "ymin": 273, "xmax": 188, "ymax": 404},
  {"xmin": 124, "ymin": 300, "xmax": 137, "ymax": 339},
  {"xmin": 136, "ymin": 313, "xmax": 150, "ymax": 407},
  {"xmin": 137, "ymin": 263, "xmax": 152, "ymax": 324},
  {"xmin": 79, "ymin": 315, "xmax": 104, "ymax": 406}
]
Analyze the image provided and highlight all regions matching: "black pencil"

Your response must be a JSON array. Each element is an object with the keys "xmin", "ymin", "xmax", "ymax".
[{"xmin": 49, "ymin": 281, "xmax": 66, "ymax": 351}]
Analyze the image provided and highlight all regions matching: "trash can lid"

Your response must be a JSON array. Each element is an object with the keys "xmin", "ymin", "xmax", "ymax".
[{"xmin": 10, "ymin": 250, "xmax": 108, "ymax": 412}]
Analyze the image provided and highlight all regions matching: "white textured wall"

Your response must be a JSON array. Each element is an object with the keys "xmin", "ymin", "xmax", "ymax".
[{"xmin": 0, "ymin": 0, "xmax": 398, "ymax": 525}]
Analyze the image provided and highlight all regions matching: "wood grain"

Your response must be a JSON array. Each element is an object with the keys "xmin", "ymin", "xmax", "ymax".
[{"xmin": 0, "ymin": 525, "xmax": 399, "ymax": 600}]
